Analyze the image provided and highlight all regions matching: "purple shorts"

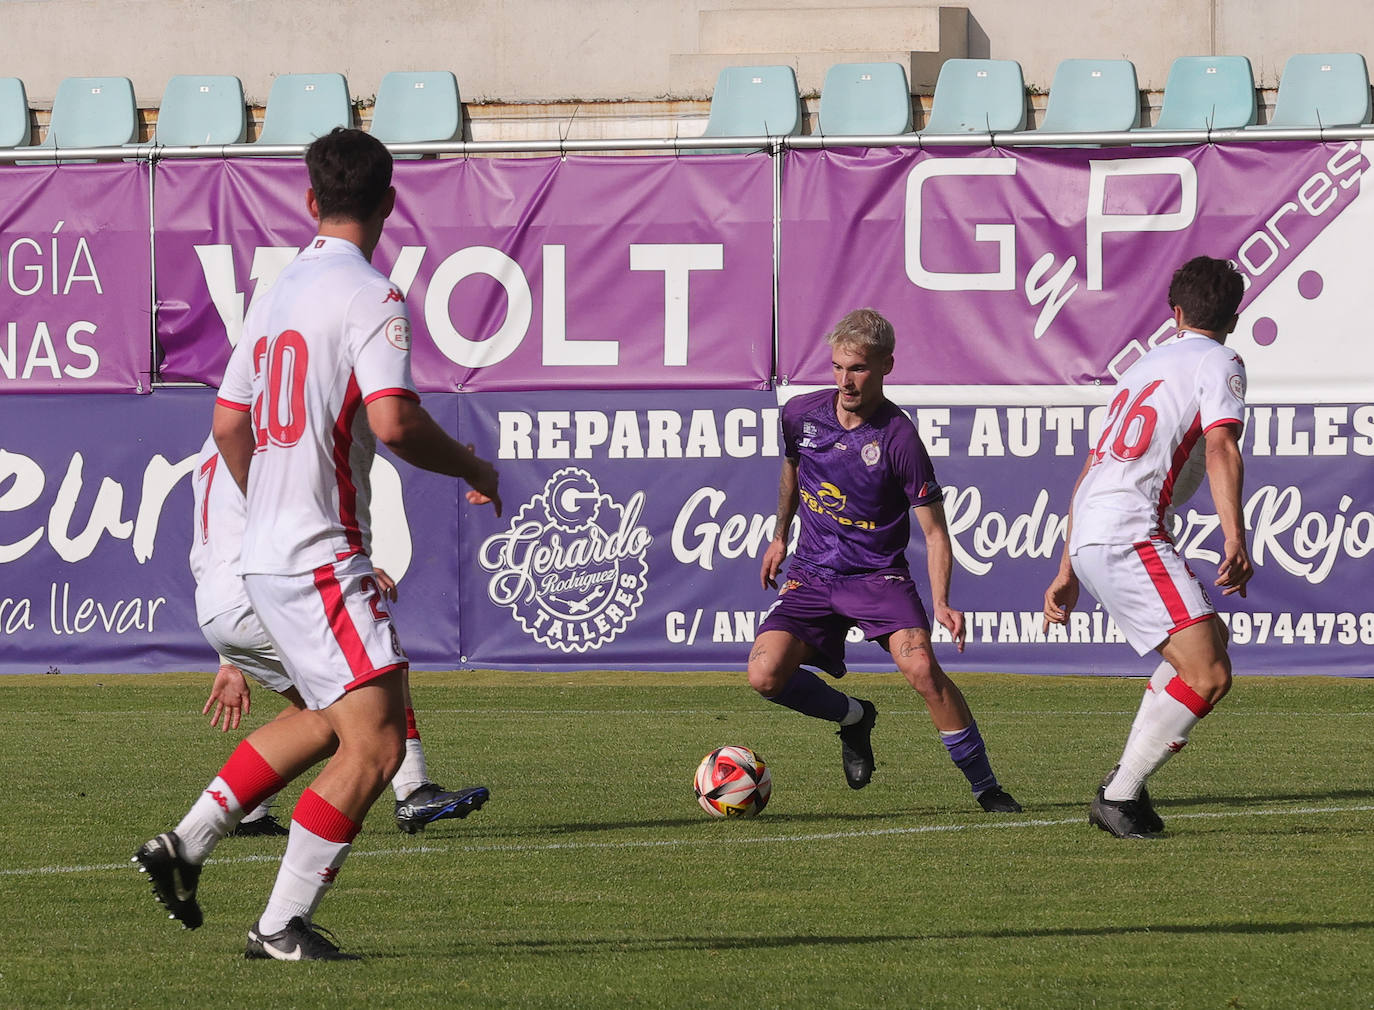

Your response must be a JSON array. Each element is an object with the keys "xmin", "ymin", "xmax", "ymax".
[{"xmin": 757, "ymin": 563, "xmax": 930, "ymax": 677}]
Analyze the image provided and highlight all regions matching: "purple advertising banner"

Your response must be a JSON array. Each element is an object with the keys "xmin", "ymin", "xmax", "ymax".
[
  {"xmin": 0, "ymin": 163, "xmax": 153, "ymax": 393},
  {"xmin": 0, "ymin": 388, "xmax": 463, "ymax": 674},
  {"xmin": 454, "ymin": 390, "xmax": 1372, "ymax": 676},
  {"xmin": 0, "ymin": 388, "xmax": 1366, "ymax": 675},
  {"xmin": 778, "ymin": 143, "xmax": 1373, "ymax": 401},
  {"xmin": 154, "ymin": 156, "xmax": 774, "ymax": 391}
]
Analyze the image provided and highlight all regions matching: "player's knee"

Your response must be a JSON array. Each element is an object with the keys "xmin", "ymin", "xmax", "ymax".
[
  {"xmin": 896, "ymin": 649, "xmax": 939, "ymax": 694},
  {"xmin": 747, "ymin": 658, "xmax": 789, "ymax": 697}
]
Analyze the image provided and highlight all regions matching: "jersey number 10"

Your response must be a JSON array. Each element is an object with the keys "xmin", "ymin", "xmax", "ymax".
[{"xmin": 252, "ymin": 330, "xmax": 310, "ymax": 450}]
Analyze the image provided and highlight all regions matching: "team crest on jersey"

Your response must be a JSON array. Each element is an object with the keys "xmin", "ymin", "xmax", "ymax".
[
  {"xmin": 478, "ymin": 468, "xmax": 652, "ymax": 653},
  {"xmin": 384, "ymin": 316, "xmax": 411, "ymax": 350},
  {"xmin": 779, "ymin": 579, "xmax": 803, "ymax": 594},
  {"xmin": 860, "ymin": 440, "xmax": 881, "ymax": 466},
  {"xmin": 1229, "ymin": 373, "xmax": 1246, "ymax": 400}
]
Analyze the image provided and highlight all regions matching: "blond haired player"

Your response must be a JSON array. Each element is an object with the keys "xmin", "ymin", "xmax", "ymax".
[{"xmin": 1044, "ymin": 255, "xmax": 1253, "ymax": 839}]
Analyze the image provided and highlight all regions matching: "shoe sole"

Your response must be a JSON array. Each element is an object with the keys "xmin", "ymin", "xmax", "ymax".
[
  {"xmin": 396, "ymin": 789, "xmax": 489, "ymax": 834},
  {"xmin": 132, "ymin": 835, "xmax": 203, "ymax": 929}
]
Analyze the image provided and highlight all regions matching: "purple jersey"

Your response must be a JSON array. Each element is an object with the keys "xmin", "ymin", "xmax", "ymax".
[{"xmin": 782, "ymin": 389, "xmax": 943, "ymax": 575}]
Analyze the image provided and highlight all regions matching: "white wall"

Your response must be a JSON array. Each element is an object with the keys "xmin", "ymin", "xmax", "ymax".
[{"xmin": 1, "ymin": 0, "xmax": 1372, "ymax": 104}]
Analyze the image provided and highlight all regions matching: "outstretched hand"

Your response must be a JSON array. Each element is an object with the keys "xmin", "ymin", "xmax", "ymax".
[
  {"xmin": 203, "ymin": 663, "xmax": 250, "ymax": 732},
  {"xmin": 464, "ymin": 443, "xmax": 503, "ymax": 518},
  {"xmin": 933, "ymin": 602, "xmax": 967, "ymax": 653},
  {"xmin": 1042, "ymin": 568, "xmax": 1080, "ymax": 633},
  {"xmin": 1215, "ymin": 536, "xmax": 1254, "ymax": 597},
  {"xmin": 760, "ymin": 539, "xmax": 788, "ymax": 590}
]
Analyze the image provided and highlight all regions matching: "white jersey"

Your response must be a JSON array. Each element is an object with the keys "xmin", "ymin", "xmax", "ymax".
[
  {"xmin": 1071, "ymin": 330, "xmax": 1246, "ymax": 550},
  {"xmin": 188, "ymin": 433, "xmax": 251, "ymax": 625},
  {"xmin": 217, "ymin": 236, "xmax": 417, "ymax": 576}
]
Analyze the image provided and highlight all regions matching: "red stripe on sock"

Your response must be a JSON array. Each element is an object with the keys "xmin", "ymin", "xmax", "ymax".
[
  {"xmin": 405, "ymin": 707, "xmax": 420, "ymax": 741},
  {"xmin": 218, "ymin": 741, "xmax": 287, "ymax": 812},
  {"xmin": 292, "ymin": 788, "xmax": 362, "ymax": 843},
  {"xmin": 1165, "ymin": 676, "xmax": 1214, "ymax": 718}
]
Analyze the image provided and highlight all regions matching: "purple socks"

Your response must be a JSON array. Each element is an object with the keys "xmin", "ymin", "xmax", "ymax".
[
  {"xmin": 765, "ymin": 668, "xmax": 850, "ymax": 723},
  {"xmin": 940, "ymin": 721, "xmax": 998, "ymax": 794}
]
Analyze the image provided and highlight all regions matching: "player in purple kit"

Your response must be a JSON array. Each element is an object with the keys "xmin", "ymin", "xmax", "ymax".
[{"xmin": 748, "ymin": 309, "xmax": 1021, "ymax": 812}]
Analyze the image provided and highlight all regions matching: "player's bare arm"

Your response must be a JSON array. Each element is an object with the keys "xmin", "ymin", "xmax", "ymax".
[
  {"xmin": 915, "ymin": 500, "xmax": 966, "ymax": 652},
  {"xmin": 761, "ymin": 456, "xmax": 800, "ymax": 589},
  {"xmin": 1043, "ymin": 453, "xmax": 1093, "ymax": 629},
  {"xmin": 366, "ymin": 394, "xmax": 503, "ymax": 517},
  {"xmin": 212, "ymin": 402, "xmax": 256, "ymax": 494},
  {"xmin": 1204, "ymin": 423, "xmax": 1253, "ymax": 597}
]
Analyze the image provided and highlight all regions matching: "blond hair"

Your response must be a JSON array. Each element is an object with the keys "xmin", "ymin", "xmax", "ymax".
[{"xmin": 825, "ymin": 308, "xmax": 895, "ymax": 357}]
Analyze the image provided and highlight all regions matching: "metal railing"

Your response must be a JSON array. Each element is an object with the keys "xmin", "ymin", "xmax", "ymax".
[{"xmin": 4, "ymin": 124, "xmax": 1374, "ymax": 161}]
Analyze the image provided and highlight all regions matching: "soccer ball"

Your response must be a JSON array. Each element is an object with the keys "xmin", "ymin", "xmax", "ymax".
[{"xmin": 694, "ymin": 745, "xmax": 772, "ymax": 817}]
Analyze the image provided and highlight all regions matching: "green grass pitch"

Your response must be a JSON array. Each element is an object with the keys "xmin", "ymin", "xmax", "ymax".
[{"xmin": 1, "ymin": 671, "xmax": 1370, "ymax": 1008}]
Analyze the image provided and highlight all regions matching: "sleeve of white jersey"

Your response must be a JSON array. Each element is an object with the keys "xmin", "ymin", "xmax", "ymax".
[
  {"xmin": 216, "ymin": 330, "xmax": 257, "ymax": 411},
  {"xmin": 351, "ymin": 279, "xmax": 419, "ymax": 406},
  {"xmin": 1196, "ymin": 344, "xmax": 1247, "ymax": 434}
]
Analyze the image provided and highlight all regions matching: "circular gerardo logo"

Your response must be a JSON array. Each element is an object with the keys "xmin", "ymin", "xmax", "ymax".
[{"xmin": 478, "ymin": 468, "xmax": 653, "ymax": 653}]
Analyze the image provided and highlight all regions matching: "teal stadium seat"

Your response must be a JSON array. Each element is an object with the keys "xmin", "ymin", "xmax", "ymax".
[
  {"xmin": 1138, "ymin": 56, "xmax": 1257, "ymax": 132},
  {"xmin": 153, "ymin": 75, "xmax": 247, "ymax": 146},
  {"xmin": 817, "ymin": 62, "xmax": 912, "ymax": 136},
  {"xmin": 922, "ymin": 58, "xmax": 1026, "ymax": 134},
  {"xmin": 1254, "ymin": 52, "xmax": 1372, "ymax": 128},
  {"xmin": 254, "ymin": 73, "xmax": 351, "ymax": 145},
  {"xmin": 34, "ymin": 76, "xmax": 137, "ymax": 152},
  {"xmin": 691, "ymin": 65, "xmax": 802, "ymax": 153},
  {"xmin": 0, "ymin": 78, "xmax": 29, "ymax": 147},
  {"xmin": 368, "ymin": 71, "xmax": 461, "ymax": 148},
  {"xmin": 1034, "ymin": 58, "xmax": 1141, "ymax": 134}
]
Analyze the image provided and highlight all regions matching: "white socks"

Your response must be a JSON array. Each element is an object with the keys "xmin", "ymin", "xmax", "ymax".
[
  {"xmin": 174, "ymin": 776, "xmax": 245, "ymax": 864},
  {"xmin": 390, "ymin": 738, "xmax": 429, "ymax": 800},
  {"xmin": 838, "ymin": 696, "xmax": 866, "ymax": 727},
  {"xmin": 258, "ymin": 820, "xmax": 352, "ymax": 934},
  {"xmin": 1105, "ymin": 665, "xmax": 1212, "ymax": 802}
]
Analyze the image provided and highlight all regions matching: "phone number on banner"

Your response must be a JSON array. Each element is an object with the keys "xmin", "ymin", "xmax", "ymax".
[{"xmin": 1217, "ymin": 611, "xmax": 1374, "ymax": 646}]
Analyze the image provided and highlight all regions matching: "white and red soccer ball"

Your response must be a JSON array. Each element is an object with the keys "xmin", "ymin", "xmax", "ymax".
[{"xmin": 694, "ymin": 745, "xmax": 772, "ymax": 817}]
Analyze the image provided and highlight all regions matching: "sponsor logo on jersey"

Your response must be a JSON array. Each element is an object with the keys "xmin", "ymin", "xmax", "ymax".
[
  {"xmin": 313, "ymin": 239, "xmax": 325, "ymax": 249},
  {"xmin": 861, "ymin": 440, "xmax": 881, "ymax": 466},
  {"xmin": 384, "ymin": 315, "xmax": 411, "ymax": 350},
  {"xmin": 383, "ymin": 288, "xmax": 405, "ymax": 304},
  {"xmin": 798, "ymin": 481, "xmax": 877, "ymax": 530},
  {"xmin": 478, "ymin": 468, "xmax": 652, "ymax": 653}
]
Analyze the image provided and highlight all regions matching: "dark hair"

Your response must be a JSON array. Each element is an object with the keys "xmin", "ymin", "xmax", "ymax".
[
  {"xmin": 305, "ymin": 127, "xmax": 394, "ymax": 223},
  {"xmin": 1167, "ymin": 256, "xmax": 1244, "ymax": 332},
  {"xmin": 826, "ymin": 308, "xmax": 895, "ymax": 356}
]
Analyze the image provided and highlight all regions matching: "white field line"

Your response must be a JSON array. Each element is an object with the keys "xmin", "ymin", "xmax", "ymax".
[
  {"xmin": 6, "ymin": 803, "xmax": 1372, "ymax": 879},
  {"xmin": 1, "ymin": 708, "xmax": 1371, "ymax": 718}
]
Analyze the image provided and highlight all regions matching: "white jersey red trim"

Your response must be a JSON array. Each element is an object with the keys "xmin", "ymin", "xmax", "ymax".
[
  {"xmin": 1071, "ymin": 330, "xmax": 1246, "ymax": 550},
  {"xmin": 217, "ymin": 235, "xmax": 418, "ymax": 576}
]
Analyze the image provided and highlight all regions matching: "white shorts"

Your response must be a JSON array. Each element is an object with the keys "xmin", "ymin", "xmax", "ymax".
[
  {"xmin": 244, "ymin": 554, "xmax": 408, "ymax": 711},
  {"xmin": 200, "ymin": 603, "xmax": 294, "ymax": 695},
  {"xmin": 1072, "ymin": 540, "xmax": 1216, "ymax": 656}
]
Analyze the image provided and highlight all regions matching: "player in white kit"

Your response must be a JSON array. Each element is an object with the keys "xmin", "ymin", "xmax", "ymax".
[
  {"xmin": 189, "ymin": 433, "xmax": 489, "ymax": 836},
  {"xmin": 1043, "ymin": 255, "xmax": 1253, "ymax": 839},
  {"xmin": 136, "ymin": 129, "xmax": 501, "ymax": 960}
]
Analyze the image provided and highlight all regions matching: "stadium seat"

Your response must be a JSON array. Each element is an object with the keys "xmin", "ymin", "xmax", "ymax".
[
  {"xmin": 254, "ymin": 73, "xmax": 351, "ymax": 145},
  {"xmin": 690, "ymin": 65, "xmax": 802, "ymax": 153},
  {"xmin": 152, "ymin": 75, "xmax": 247, "ymax": 146},
  {"xmin": 0, "ymin": 77, "xmax": 29, "ymax": 148},
  {"xmin": 921, "ymin": 58, "xmax": 1027, "ymax": 134},
  {"xmin": 1254, "ymin": 52, "xmax": 1372, "ymax": 128},
  {"xmin": 1138, "ymin": 56, "xmax": 1257, "ymax": 132},
  {"xmin": 368, "ymin": 71, "xmax": 462, "ymax": 150},
  {"xmin": 32, "ymin": 76, "xmax": 137, "ymax": 153},
  {"xmin": 817, "ymin": 62, "xmax": 912, "ymax": 136},
  {"xmin": 1033, "ymin": 59, "xmax": 1140, "ymax": 135}
]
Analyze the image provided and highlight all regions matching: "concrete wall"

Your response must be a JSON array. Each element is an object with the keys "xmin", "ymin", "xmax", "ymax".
[{"xmin": 0, "ymin": 0, "xmax": 1371, "ymax": 105}]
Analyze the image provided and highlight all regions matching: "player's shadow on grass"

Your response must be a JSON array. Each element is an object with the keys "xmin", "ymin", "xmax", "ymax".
[
  {"xmin": 1175, "ymin": 786, "xmax": 1374, "ymax": 808},
  {"xmin": 506, "ymin": 808, "xmax": 1008, "ymax": 837},
  {"xmin": 446, "ymin": 919, "xmax": 1374, "ymax": 956}
]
